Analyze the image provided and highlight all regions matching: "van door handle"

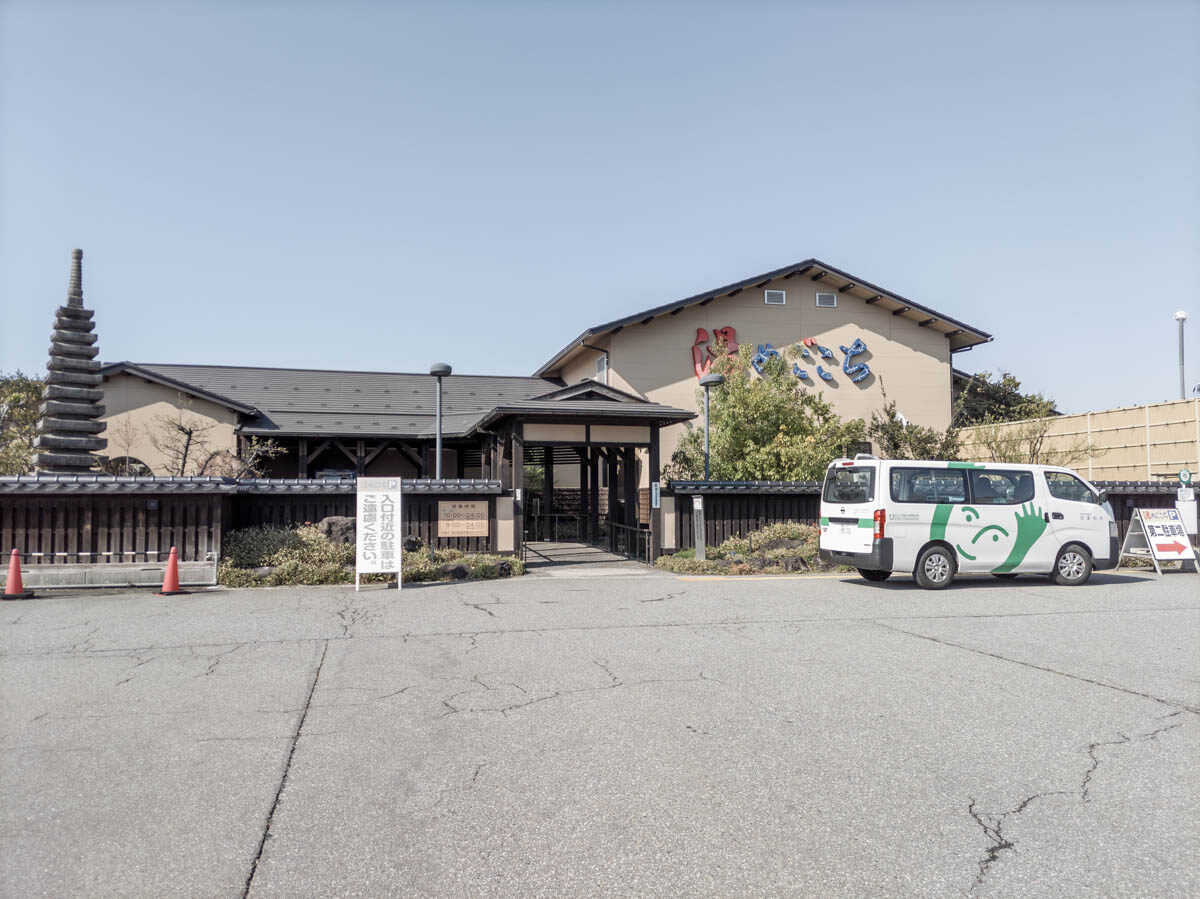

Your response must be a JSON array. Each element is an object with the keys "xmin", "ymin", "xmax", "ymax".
[{"xmin": 1051, "ymin": 512, "xmax": 1064, "ymax": 520}]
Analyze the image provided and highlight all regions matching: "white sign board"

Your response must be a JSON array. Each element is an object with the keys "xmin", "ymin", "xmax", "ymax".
[
  {"xmin": 692, "ymin": 495, "xmax": 706, "ymax": 561},
  {"xmin": 651, "ymin": 482, "xmax": 661, "ymax": 509},
  {"xmin": 356, "ymin": 477, "xmax": 402, "ymax": 589},
  {"xmin": 1117, "ymin": 508, "xmax": 1198, "ymax": 575}
]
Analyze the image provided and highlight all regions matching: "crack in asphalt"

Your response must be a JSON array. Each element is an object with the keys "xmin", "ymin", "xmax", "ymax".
[
  {"xmin": 6, "ymin": 605, "xmax": 1198, "ymax": 661},
  {"xmin": 1080, "ymin": 711, "xmax": 1185, "ymax": 801},
  {"xmin": 967, "ymin": 710, "xmax": 1190, "ymax": 888},
  {"xmin": 438, "ymin": 667, "xmax": 714, "ymax": 718},
  {"xmin": 873, "ymin": 622, "xmax": 1200, "ymax": 715},
  {"xmin": 241, "ymin": 640, "xmax": 328, "ymax": 899}
]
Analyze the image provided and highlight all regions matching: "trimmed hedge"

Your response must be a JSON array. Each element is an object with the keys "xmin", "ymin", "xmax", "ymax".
[
  {"xmin": 655, "ymin": 521, "xmax": 832, "ymax": 575},
  {"xmin": 218, "ymin": 525, "xmax": 524, "ymax": 586}
]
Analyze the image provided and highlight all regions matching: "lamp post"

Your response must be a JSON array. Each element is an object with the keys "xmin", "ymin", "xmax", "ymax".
[
  {"xmin": 1175, "ymin": 312, "xmax": 1188, "ymax": 401},
  {"xmin": 429, "ymin": 363, "xmax": 452, "ymax": 479},
  {"xmin": 698, "ymin": 373, "xmax": 725, "ymax": 481}
]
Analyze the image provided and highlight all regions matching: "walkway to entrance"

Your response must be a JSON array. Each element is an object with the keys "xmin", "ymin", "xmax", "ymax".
[{"xmin": 522, "ymin": 541, "xmax": 660, "ymax": 576}]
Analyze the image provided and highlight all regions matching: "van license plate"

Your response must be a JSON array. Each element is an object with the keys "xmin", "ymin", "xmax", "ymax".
[{"xmin": 838, "ymin": 524, "xmax": 855, "ymax": 537}]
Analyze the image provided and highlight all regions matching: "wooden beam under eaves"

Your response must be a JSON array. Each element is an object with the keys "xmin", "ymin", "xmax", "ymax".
[
  {"xmin": 892, "ymin": 306, "xmax": 910, "ymax": 316},
  {"xmin": 728, "ymin": 288, "xmax": 742, "ymax": 297},
  {"xmin": 811, "ymin": 271, "xmax": 827, "ymax": 282},
  {"xmin": 865, "ymin": 295, "xmax": 883, "ymax": 304},
  {"xmin": 611, "ymin": 325, "xmax": 623, "ymax": 334},
  {"xmin": 670, "ymin": 307, "xmax": 683, "ymax": 315},
  {"xmin": 838, "ymin": 283, "xmax": 857, "ymax": 293},
  {"xmin": 698, "ymin": 297, "xmax": 714, "ymax": 306},
  {"xmin": 640, "ymin": 316, "xmax": 654, "ymax": 325},
  {"xmin": 945, "ymin": 329, "xmax": 963, "ymax": 339},
  {"xmin": 754, "ymin": 279, "xmax": 771, "ymax": 288},
  {"xmin": 918, "ymin": 318, "xmax": 937, "ymax": 327},
  {"xmin": 783, "ymin": 265, "xmax": 813, "ymax": 280}
]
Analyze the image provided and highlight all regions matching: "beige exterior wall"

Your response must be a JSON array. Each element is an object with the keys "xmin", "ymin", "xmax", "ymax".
[
  {"xmin": 552, "ymin": 278, "xmax": 953, "ymax": 482},
  {"xmin": 101, "ymin": 373, "xmax": 240, "ymax": 475},
  {"xmin": 959, "ymin": 398, "xmax": 1200, "ymax": 481}
]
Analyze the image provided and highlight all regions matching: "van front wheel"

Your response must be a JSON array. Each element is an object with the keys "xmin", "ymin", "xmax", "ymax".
[
  {"xmin": 915, "ymin": 546, "xmax": 955, "ymax": 590},
  {"xmin": 1052, "ymin": 546, "xmax": 1092, "ymax": 586},
  {"xmin": 858, "ymin": 568, "xmax": 892, "ymax": 582}
]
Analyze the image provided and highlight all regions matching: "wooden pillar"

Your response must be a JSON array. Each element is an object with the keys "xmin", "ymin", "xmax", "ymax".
[
  {"xmin": 606, "ymin": 450, "xmax": 618, "ymax": 551},
  {"xmin": 298, "ymin": 437, "xmax": 309, "ymax": 478},
  {"xmin": 423, "ymin": 442, "xmax": 435, "ymax": 480},
  {"xmin": 512, "ymin": 427, "xmax": 524, "ymax": 557},
  {"xmin": 622, "ymin": 446, "xmax": 637, "ymax": 527},
  {"xmin": 589, "ymin": 449, "xmax": 600, "ymax": 545},
  {"xmin": 578, "ymin": 448, "xmax": 590, "ymax": 543},
  {"xmin": 543, "ymin": 453, "xmax": 554, "ymax": 537},
  {"xmin": 355, "ymin": 439, "xmax": 365, "ymax": 476},
  {"xmin": 649, "ymin": 425, "xmax": 661, "ymax": 561},
  {"xmin": 456, "ymin": 447, "xmax": 465, "ymax": 479}
]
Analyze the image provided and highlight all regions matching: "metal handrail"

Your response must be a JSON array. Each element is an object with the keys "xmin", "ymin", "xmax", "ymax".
[{"xmin": 597, "ymin": 519, "xmax": 650, "ymax": 564}]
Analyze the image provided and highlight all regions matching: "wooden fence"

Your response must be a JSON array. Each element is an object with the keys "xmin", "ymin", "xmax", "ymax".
[
  {"xmin": 0, "ymin": 478, "xmax": 503, "ymax": 563},
  {"xmin": 2, "ymin": 494, "xmax": 223, "ymax": 564},
  {"xmin": 670, "ymin": 489, "xmax": 821, "ymax": 550},
  {"xmin": 665, "ymin": 482, "xmax": 1187, "ymax": 551}
]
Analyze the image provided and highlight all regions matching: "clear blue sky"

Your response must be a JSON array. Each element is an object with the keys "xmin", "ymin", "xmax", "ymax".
[{"xmin": 3, "ymin": 0, "xmax": 1197, "ymax": 414}]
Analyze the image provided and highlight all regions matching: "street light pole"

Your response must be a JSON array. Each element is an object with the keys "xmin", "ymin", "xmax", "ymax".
[
  {"xmin": 429, "ymin": 363, "xmax": 452, "ymax": 479},
  {"xmin": 698, "ymin": 373, "xmax": 725, "ymax": 481},
  {"xmin": 1175, "ymin": 312, "xmax": 1188, "ymax": 401}
]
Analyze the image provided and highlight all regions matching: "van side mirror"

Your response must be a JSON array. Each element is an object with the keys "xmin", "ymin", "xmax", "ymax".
[{"xmin": 1096, "ymin": 490, "xmax": 1108, "ymax": 504}]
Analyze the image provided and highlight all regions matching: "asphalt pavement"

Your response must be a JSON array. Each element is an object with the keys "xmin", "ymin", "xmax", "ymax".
[{"xmin": 1, "ymin": 567, "xmax": 1197, "ymax": 897}]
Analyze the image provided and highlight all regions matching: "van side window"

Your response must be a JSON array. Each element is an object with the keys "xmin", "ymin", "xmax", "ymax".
[
  {"xmin": 968, "ymin": 470, "xmax": 1034, "ymax": 505},
  {"xmin": 823, "ymin": 466, "xmax": 876, "ymax": 504},
  {"xmin": 890, "ymin": 468, "xmax": 968, "ymax": 504},
  {"xmin": 1045, "ymin": 471, "xmax": 1099, "ymax": 504}
]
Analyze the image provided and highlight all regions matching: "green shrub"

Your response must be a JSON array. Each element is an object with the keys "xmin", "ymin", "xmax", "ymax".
[
  {"xmin": 654, "ymin": 521, "xmax": 825, "ymax": 576},
  {"xmin": 218, "ymin": 526, "xmax": 523, "ymax": 587},
  {"xmin": 222, "ymin": 526, "xmax": 302, "ymax": 568}
]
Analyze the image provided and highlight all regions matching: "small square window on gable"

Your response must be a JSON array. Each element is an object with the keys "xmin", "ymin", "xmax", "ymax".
[
  {"xmin": 764, "ymin": 289, "xmax": 786, "ymax": 305},
  {"xmin": 816, "ymin": 292, "xmax": 837, "ymax": 308}
]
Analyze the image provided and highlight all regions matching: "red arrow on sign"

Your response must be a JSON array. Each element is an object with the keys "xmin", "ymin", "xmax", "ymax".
[{"xmin": 1155, "ymin": 540, "xmax": 1187, "ymax": 554}]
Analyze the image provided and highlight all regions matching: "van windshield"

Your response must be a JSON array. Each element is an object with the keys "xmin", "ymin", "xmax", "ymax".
[{"xmin": 823, "ymin": 466, "xmax": 876, "ymax": 504}]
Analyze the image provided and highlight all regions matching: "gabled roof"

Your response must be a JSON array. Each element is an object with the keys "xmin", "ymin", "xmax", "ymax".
[
  {"xmin": 99, "ymin": 361, "xmax": 259, "ymax": 415},
  {"xmin": 101, "ymin": 363, "xmax": 692, "ymax": 439},
  {"xmin": 531, "ymin": 379, "xmax": 649, "ymax": 403},
  {"xmin": 534, "ymin": 257, "xmax": 993, "ymax": 377}
]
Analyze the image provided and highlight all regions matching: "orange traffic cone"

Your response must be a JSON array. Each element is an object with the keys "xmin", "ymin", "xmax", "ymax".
[
  {"xmin": 156, "ymin": 546, "xmax": 188, "ymax": 596},
  {"xmin": 3, "ymin": 549, "xmax": 34, "ymax": 600}
]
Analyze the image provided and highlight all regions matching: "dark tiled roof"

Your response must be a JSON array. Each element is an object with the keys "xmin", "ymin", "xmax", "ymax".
[
  {"xmin": 100, "ymin": 364, "xmax": 694, "ymax": 439},
  {"xmin": 0, "ymin": 475, "xmax": 501, "ymax": 495},
  {"xmin": 535, "ymin": 257, "xmax": 993, "ymax": 377},
  {"xmin": 666, "ymin": 480, "xmax": 823, "ymax": 494}
]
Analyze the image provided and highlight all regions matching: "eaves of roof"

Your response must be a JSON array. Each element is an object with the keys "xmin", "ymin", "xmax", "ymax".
[
  {"xmin": 0, "ymin": 475, "xmax": 502, "ymax": 495},
  {"xmin": 99, "ymin": 362, "xmax": 259, "ymax": 415},
  {"xmin": 534, "ymin": 258, "xmax": 993, "ymax": 377}
]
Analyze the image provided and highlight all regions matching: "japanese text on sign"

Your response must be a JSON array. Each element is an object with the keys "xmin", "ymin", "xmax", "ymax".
[{"xmin": 438, "ymin": 500, "xmax": 488, "ymax": 537}]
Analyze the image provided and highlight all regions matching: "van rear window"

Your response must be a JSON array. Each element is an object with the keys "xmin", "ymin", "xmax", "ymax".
[
  {"xmin": 890, "ymin": 468, "xmax": 968, "ymax": 504},
  {"xmin": 823, "ymin": 466, "xmax": 876, "ymax": 504}
]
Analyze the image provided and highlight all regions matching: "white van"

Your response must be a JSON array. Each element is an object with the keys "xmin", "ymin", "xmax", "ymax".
[{"xmin": 818, "ymin": 457, "xmax": 1118, "ymax": 588}]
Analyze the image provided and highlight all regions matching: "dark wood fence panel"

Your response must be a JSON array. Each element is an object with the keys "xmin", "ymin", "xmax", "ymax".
[
  {"xmin": 398, "ymin": 495, "xmax": 496, "ymax": 553},
  {"xmin": 232, "ymin": 495, "xmax": 356, "ymax": 529},
  {"xmin": 1, "ymin": 495, "xmax": 221, "ymax": 564},
  {"xmin": 228, "ymin": 493, "xmax": 496, "ymax": 552},
  {"xmin": 673, "ymin": 492, "xmax": 822, "ymax": 550}
]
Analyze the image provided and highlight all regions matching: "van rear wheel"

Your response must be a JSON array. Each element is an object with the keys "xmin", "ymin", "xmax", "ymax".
[
  {"xmin": 915, "ymin": 546, "xmax": 955, "ymax": 590},
  {"xmin": 858, "ymin": 568, "xmax": 891, "ymax": 582},
  {"xmin": 1052, "ymin": 545, "xmax": 1093, "ymax": 586}
]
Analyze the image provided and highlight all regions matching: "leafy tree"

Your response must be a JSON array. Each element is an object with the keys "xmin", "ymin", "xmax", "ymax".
[
  {"xmin": 666, "ymin": 344, "xmax": 866, "ymax": 482},
  {"xmin": 868, "ymin": 394, "xmax": 962, "ymax": 460},
  {"xmin": 953, "ymin": 370, "xmax": 1056, "ymax": 426},
  {"xmin": 0, "ymin": 371, "xmax": 42, "ymax": 475}
]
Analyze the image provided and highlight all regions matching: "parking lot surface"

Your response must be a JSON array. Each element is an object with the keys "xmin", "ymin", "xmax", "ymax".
[{"xmin": 2, "ymin": 569, "xmax": 1197, "ymax": 897}]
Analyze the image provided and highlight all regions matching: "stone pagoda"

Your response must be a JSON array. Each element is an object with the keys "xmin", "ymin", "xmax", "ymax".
[{"xmin": 31, "ymin": 249, "xmax": 107, "ymax": 472}]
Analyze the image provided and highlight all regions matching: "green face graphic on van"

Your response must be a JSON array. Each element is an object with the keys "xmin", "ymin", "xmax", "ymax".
[{"xmin": 930, "ymin": 502, "xmax": 1047, "ymax": 573}]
